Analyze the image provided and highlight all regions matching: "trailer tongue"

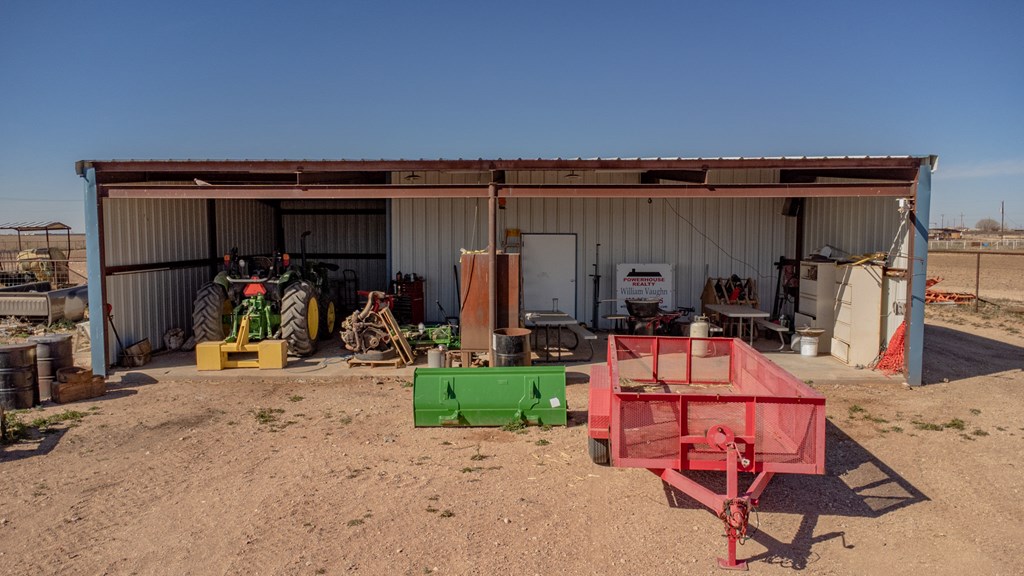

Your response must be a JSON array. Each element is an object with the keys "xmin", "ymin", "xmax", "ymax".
[{"xmin": 588, "ymin": 335, "xmax": 826, "ymax": 570}]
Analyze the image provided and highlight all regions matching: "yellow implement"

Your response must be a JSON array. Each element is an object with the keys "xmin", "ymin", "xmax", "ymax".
[{"xmin": 196, "ymin": 316, "xmax": 288, "ymax": 370}]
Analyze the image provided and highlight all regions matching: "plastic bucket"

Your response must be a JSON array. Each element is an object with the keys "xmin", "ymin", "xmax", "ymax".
[
  {"xmin": 427, "ymin": 348, "xmax": 444, "ymax": 368},
  {"xmin": 29, "ymin": 333, "xmax": 74, "ymax": 402},
  {"xmin": 800, "ymin": 335, "xmax": 820, "ymax": 356},
  {"xmin": 492, "ymin": 328, "xmax": 532, "ymax": 367},
  {"xmin": 0, "ymin": 343, "xmax": 38, "ymax": 409},
  {"xmin": 790, "ymin": 334, "xmax": 802, "ymax": 352}
]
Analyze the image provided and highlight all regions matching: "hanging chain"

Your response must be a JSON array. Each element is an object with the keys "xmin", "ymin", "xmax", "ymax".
[{"xmin": 719, "ymin": 498, "xmax": 752, "ymax": 544}]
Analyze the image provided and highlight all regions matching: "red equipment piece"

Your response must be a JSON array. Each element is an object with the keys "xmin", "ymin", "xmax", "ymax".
[{"xmin": 588, "ymin": 335, "xmax": 826, "ymax": 570}]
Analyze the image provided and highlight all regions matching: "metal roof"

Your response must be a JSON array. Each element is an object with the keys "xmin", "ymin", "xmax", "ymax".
[
  {"xmin": 77, "ymin": 155, "xmax": 938, "ymax": 174},
  {"xmin": 0, "ymin": 221, "xmax": 72, "ymax": 232},
  {"xmin": 76, "ymin": 155, "xmax": 935, "ymax": 201}
]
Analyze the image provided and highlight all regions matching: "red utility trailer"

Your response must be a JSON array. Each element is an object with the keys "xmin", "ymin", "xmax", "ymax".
[{"xmin": 588, "ymin": 335, "xmax": 826, "ymax": 570}]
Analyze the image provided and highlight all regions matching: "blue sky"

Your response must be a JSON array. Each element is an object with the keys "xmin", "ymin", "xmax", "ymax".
[{"xmin": 1, "ymin": 0, "xmax": 1021, "ymax": 231}]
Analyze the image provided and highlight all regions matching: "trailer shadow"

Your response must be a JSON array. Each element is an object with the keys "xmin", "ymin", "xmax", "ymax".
[
  {"xmin": 659, "ymin": 420, "xmax": 927, "ymax": 570},
  {"xmin": 922, "ymin": 324, "xmax": 1024, "ymax": 384}
]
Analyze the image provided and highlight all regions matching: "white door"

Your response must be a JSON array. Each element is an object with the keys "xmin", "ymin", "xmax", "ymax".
[{"xmin": 522, "ymin": 233, "xmax": 576, "ymax": 317}]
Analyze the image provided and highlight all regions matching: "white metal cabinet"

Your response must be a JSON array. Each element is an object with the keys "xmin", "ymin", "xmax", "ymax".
[
  {"xmin": 796, "ymin": 261, "xmax": 836, "ymax": 353},
  {"xmin": 830, "ymin": 264, "xmax": 884, "ymax": 366}
]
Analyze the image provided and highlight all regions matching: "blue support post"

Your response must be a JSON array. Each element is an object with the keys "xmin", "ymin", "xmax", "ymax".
[
  {"xmin": 906, "ymin": 161, "xmax": 932, "ymax": 386},
  {"xmin": 83, "ymin": 168, "xmax": 107, "ymax": 377}
]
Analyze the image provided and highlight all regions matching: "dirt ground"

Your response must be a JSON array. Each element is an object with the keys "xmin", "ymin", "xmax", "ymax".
[
  {"xmin": 927, "ymin": 251, "xmax": 1024, "ymax": 302},
  {"xmin": 2, "ymin": 300, "xmax": 1023, "ymax": 576}
]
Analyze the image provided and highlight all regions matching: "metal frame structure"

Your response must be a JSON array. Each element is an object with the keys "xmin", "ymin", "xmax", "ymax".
[
  {"xmin": 588, "ymin": 334, "xmax": 826, "ymax": 569},
  {"xmin": 77, "ymin": 156, "xmax": 936, "ymax": 380}
]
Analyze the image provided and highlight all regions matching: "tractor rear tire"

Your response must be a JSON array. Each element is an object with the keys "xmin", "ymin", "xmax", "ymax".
[
  {"xmin": 192, "ymin": 282, "xmax": 230, "ymax": 343},
  {"xmin": 282, "ymin": 281, "xmax": 319, "ymax": 356}
]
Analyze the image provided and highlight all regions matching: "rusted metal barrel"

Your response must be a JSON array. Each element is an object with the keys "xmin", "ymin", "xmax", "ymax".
[
  {"xmin": 0, "ymin": 343, "xmax": 38, "ymax": 409},
  {"xmin": 492, "ymin": 328, "xmax": 532, "ymax": 367},
  {"xmin": 29, "ymin": 334, "xmax": 74, "ymax": 402}
]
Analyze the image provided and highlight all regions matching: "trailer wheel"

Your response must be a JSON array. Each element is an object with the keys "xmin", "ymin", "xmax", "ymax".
[
  {"xmin": 588, "ymin": 437, "xmax": 610, "ymax": 466},
  {"xmin": 192, "ymin": 282, "xmax": 231, "ymax": 343},
  {"xmin": 282, "ymin": 281, "xmax": 320, "ymax": 356}
]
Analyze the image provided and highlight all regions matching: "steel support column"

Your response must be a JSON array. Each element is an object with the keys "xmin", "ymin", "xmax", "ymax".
[
  {"xmin": 83, "ymin": 168, "xmax": 107, "ymax": 376},
  {"xmin": 488, "ymin": 183, "xmax": 498, "ymax": 365},
  {"xmin": 906, "ymin": 162, "xmax": 932, "ymax": 386}
]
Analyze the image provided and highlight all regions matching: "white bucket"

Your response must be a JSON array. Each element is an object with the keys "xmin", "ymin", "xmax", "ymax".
[
  {"xmin": 427, "ymin": 348, "xmax": 444, "ymax": 368},
  {"xmin": 800, "ymin": 335, "xmax": 820, "ymax": 356}
]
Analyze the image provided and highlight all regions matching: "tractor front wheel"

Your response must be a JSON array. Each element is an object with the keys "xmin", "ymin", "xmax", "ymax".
[
  {"xmin": 192, "ymin": 282, "xmax": 231, "ymax": 343},
  {"xmin": 282, "ymin": 281, "xmax": 320, "ymax": 356}
]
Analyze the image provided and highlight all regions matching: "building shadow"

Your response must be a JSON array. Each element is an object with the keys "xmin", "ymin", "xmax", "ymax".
[
  {"xmin": 658, "ymin": 421, "xmax": 927, "ymax": 570},
  {"xmin": 113, "ymin": 372, "xmax": 160, "ymax": 387},
  {"xmin": 923, "ymin": 324, "xmax": 1024, "ymax": 383}
]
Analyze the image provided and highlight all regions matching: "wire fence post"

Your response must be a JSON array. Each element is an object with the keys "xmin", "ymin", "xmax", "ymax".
[{"xmin": 974, "ymin": 252, "xmax": 981, "ymax": 312}]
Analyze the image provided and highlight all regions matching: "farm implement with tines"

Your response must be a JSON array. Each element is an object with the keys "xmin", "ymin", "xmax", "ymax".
[{"xmin": 588, "ymin": 335, "xmax": 826, "ymax": 570}]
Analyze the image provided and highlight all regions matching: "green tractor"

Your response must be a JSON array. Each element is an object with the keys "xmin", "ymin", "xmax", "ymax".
[{"xmin": 191, "ymin": 231, "xmax": 339, "ymax": 356}]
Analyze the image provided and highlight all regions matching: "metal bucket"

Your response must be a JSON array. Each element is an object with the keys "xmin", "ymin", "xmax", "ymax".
[
  {"xmin": 413, "ymin": 366, "xmax": 566, "ymax": 427},
  {"xmin": 0, "ymin": 343, "xmax": 38, "ymax": 410},
  {"xmin": 492, "ymin": 328, "xmax": 532, "ymax": 367},
  {"xmin": 427, "ymin": 348, "xmax": 445, "ymax": 368},
  {"xmin": 625, "ymin": 299, "xmax": 661, "ymax": 318},
  {"xmin": 29, "ymin": 333, "xmax": 74, "ymax": 402}
]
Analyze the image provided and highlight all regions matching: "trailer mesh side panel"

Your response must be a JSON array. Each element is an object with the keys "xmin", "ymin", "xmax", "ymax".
[
  {"xmin": 689, "ymin": 342, "xmax": 731, "ymax": 383},
  {"xmin": 756, "ymin": 402, "xmax": 819, "ymax": 465},
  {"xmin": 617, "ymin": 399, "xmax": 680, "ymax": 466}
]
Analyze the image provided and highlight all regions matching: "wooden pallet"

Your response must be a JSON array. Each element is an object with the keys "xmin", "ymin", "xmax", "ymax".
[{"xmin": 347, "ymin": 356, "xmax": 406, "ymax": 368}]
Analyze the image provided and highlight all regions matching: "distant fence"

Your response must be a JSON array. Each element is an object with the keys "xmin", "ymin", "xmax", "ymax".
[
  {"xmin": 0, "ymin": 256, "xmax": 87, "ymax": 288},
  {"xmin": 928, "ymin": 250, "xmax": 1024, "ymax": 309},
  {"xmin": 929, "ymin": 239, "xmax": 1024, "ymax": 251}
]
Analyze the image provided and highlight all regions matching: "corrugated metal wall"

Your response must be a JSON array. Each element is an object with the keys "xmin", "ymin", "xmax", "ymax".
[
  {"xmin": 392, "ymin": 196, "xmax": 795, "ymax": 328},
  {"xmin": 803, "ymin": 197, "xmax": 903, "ymax": 259},
  {"xmin": 101, "ymin": 197, "xmax": 386, "ymax": 364},
  {"xmin": 279, "ymin": 200, "xmax": 388, "ymax": 294},
  {"xmin": 103, "ymin": 198, "xmax": 211, "ymax": 364},
  {"xmin": 215, "ymin": 199, "xmax": 275, "ymax": 256},
  {"xmin": 106, "ymin": 268, "xmax": 209, "ymax": 361},
  {"xmin": 104, "ymin": 198, "xmax": 207, "ymax": 267}
]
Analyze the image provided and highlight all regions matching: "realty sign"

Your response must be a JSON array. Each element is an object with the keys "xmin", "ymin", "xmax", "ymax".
[{"xmin": 615, "ymin": 263, "xmax": 675, "ymax": 314}]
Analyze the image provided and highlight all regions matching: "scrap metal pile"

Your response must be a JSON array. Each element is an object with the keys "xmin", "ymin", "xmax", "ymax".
[
  {"xmin": 924, "ymin": 277, "xmax": 976, "ymax": 304},
  {"xmin": 340, "ymin": 291, "xmax": 399, "ymax": 360}
]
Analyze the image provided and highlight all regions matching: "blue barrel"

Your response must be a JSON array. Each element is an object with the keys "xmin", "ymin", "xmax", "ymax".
[{"xmin": 0, "ymin": 343, "xmax": 38, "ymax": 410}]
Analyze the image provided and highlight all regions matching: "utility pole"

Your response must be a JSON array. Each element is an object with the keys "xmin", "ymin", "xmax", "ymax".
[
  {"xmin": 960, "ymin": 213, "xmax": 965, "ymax": 228},
  {"xmin": 1001, "ymin": 201, "xmax": 1005, "ymax": 233},
  {"xmin": 941, "ymin": 213, "xmax": 945, "ymax": 228}
]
